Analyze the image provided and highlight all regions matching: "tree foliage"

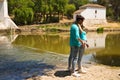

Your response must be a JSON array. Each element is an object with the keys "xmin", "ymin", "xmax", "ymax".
[
  {"xmin": 8, "ymin": 0, "xmax": 120, "ymax": 25},
  {"xmin": 8, "ymin": 0, "xmax": 90, "ymax": 24},
  {"xmin": 65, "ymin": 4, "xmax": 76, "ymax": 18},
  {"xmin": 8, "ymin": 0, "xmax": 34, "ymax": 25},
  {"xmin": 97, "ymin": 0, "xmax": 120, "ymax": 21},
  {"xmin": 69, "ymin": 0, "xmax": 89, "ymax": 9},
  {"xmin": 13, "ymin": 8, "xmax": 34, "ymax": 25}
]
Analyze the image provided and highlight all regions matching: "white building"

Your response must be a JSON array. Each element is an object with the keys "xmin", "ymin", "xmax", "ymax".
[
  {"xmin": 0, "ymin": 0, "xmax": 18, "ymax": 29},
  {"xmin": 73, "ymin": 4, "xmax": 107, "ymax": 27}
]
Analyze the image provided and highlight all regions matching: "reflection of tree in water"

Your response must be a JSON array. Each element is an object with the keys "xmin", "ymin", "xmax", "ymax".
[
  {"xmin": 93, "ymin": 33, "xmax": 120, "ymax": 66},
  {"xmin": 94, "ymin": 39, "xmax": 96, "ymax": 47},
  {"xmin": 12, "ymin": 34, "xmax": 70, "ymax": 54},
  {"xmin": 106, "ymin": 33, "xmax": 120, "ymax": 50}
]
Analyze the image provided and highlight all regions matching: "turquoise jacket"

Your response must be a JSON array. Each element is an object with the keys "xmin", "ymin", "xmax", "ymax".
[
  {"xmin": 70, "ymin": 24, "xmax": 87, "ymax": 47},
  {"xmin": 70, "ymin": 24, "xmax": 81, "ymax": 47}
]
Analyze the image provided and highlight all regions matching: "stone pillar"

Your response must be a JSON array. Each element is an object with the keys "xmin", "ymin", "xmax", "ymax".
[
  {"xmin": 3, "ymin": 0, "xmax": 8, "ymax": 17},
  {"xmin": 0, "ymin": 0, "xmax": 18, "ymax": 29},
  {"xmin": 0, "ymin": 0, "xmax": 4, "ymax": 21}
]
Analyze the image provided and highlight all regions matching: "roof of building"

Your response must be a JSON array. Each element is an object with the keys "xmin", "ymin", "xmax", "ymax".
[
  {"xmin": 74, "ymin": 4, "xmax": 106, "ymax": 14},
  {"xmin": 74, "ymin": 9, "xmax": 85, "ymax": 14},
  {"xmin": 79, "ymin": 4, "xmax": 106, "ymax": 9}
]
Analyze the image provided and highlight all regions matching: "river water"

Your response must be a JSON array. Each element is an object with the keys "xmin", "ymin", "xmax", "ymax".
[{"xmin": 0, "ymin": 32, "xmax": 120, "ymax": 80}]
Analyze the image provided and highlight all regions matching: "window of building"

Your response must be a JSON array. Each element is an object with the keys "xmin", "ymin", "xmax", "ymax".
[{"xmin": 95, "ymin": 10, "xmax": 97, "ymax": 14}]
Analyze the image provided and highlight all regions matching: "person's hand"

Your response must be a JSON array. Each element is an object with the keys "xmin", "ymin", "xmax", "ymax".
[
  {"xmin": 86, "ymin": 44, "xmax": 89, "ymax": 48},
  {"xmin": 82, "ymin": 43, "xmax": 85, "ymax": 48}
]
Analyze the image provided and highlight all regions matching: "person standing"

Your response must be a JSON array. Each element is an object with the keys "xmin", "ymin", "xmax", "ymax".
[
  {"xmin": 68, "ymin": 15, "xmax": 89, "ymax": 77},
  {"xmin": 77, "ymin": 23, "xmax": 89, "ymax": 73}
]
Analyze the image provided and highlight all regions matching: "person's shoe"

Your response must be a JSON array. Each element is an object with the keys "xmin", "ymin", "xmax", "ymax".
[
  {"xmin": 72, "ymin": 72, "xmax": 80, "ymax": 77},
  {"xmin": 78, "ymin": 68, "xmax": 87, "ymax": 74}
]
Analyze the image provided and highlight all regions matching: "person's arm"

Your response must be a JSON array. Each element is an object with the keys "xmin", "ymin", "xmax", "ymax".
[
  {"xmin": 78, "ymin": 38, "xmax": 84, "ymax": 46},
  {"xmin": 78, "ymin": 24, "xmax": 89, "ymax": 47},
  {"xmin": 85, "ymin": 43, "xmax": 89, "ymax": 48},
  {"xmin": 78, "ymin": 24, "xmax": 84, "ymax": 33}
]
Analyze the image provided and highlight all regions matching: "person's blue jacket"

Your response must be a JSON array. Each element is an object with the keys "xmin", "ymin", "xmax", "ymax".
[{"xmin": 70, "ymin": 24, "xmax": 81, "ymax": 47}]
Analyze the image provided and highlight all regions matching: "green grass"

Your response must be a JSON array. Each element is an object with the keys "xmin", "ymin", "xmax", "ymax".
[{"xmin": 97, "ymin": 27, "xmax": 104, "ymax": 33}]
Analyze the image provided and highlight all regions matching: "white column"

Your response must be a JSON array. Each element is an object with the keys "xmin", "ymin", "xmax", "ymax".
[
  {"xmin": 0, "ymin": 0, "xmax": 4, "ymax": 21},
  {"xmin": 0, "ymin": 0, "xmax": 18, "ymax": 29},
  {"xmin": 3, "ymin": 0, "xmax": 9, "ymax": 17}
]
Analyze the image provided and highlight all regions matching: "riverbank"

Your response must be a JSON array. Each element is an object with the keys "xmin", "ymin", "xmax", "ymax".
[
  {"xmin": 27, "ymin": 63, "xmax": 120, "ymax": 80},
  {"xmin": 25, "ymin": 22, "xmax": 120, "ymax": 80},
  {"xmin": 17, "ymin": 22, "xmax": 120, "ymax": 33},
  {"xmin": 1, "ymin": 22, "xmax": 120, "ymax": 80},
  {"xmin": 0, "ymin": 22, "xmax": 120, "ymax": 34},
  {"xmin": 87, "ymin": 22, "xmax": 120, "ymax": 31}
]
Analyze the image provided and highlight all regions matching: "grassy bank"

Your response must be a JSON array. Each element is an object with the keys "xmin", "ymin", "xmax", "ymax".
[{"xmin": 15, "ymin": 22, "xmax": 120, "ymax": 34}]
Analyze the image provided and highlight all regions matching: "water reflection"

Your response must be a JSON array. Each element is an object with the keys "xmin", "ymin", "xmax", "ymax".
[
  {"xmin": 3, "ymin": 33, "xmax": 120, "ymax": 66},
  {"xmin": 0, "ymin": 35, "xmax": 17, "ymax": 49},
  {"xmin": 0, "ymin": 32, "xmax": 120, "ymax": 79},
  {"xmin": 12, "ymin": 34, "xmax": 70, "ymax": 54},
  {"xmin": 87, "ymin": 32, "xmax": 107, "ymax": 49},
  {"xmin": 94, "ymin": 33, "xmax": 120, "ymax": 66},
  {"xmin": 12, "ymin": 33, "xmax": 107, "ymax": 54},
  {"xmin": 0, "ymin": 35, "xmax": 63, "ymax": 80},
  {"xmin": 12, "ymin": 32, "xmax": 120, "ymax": 66}
]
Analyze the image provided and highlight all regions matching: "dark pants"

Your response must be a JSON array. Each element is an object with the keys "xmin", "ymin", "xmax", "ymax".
[{"xmin": 68, "ymin": 46, "xmax": 85, "ymax": 72}]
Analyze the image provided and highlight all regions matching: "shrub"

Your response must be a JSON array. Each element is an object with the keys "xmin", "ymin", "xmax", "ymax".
[{"xmin": 97, "ymin": 27, "xmax": 104, "ymax": 33}]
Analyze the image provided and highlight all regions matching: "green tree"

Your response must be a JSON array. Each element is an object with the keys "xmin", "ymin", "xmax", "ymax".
[
  {"xmin": 65, "ymin": 4, "xmax": 76, "ymax": 19},
  {"xmin": 53, "ymin": 0, "xmax": 69, "ymax": 21},
  {"xmin": 33, "ymin": 0, "xmax": 50, "ymax": 23},
  {"xmin": 97, "ymin": 0, "xmax": 120, "ymax": 21},
  {"xmin": 69, "ymin": 0, "xmax": 89, "ymax": 10},
  {"xmin": 109, "ymin": 0, "xmax": 120, "ymax": 21},
  {"xmin": 33, "ymin": 0, "xmax": 69, "ymax": 23},
  {"xmin": 8, "ymin": 0, "xmax": 34, "ymax": 25},
  {"xmin": 13, "ymin": 8, "xmax": 34, "ymax": 25},
  {"xmin": 8, "ymin": 0, "xmax": 79, "ymax": 24}
]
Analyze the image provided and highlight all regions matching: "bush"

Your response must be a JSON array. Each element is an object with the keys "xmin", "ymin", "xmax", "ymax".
[
  {"xmin": 13, "ymin": 8, "xmax": 34, "ymax": 25},
  {"xmin": 97, "ymin": 27, "xmax": 104, "ymax": 33},
  {"xmin": 51, "ymin": 17, "xmax": 59, "ymax": 23}
]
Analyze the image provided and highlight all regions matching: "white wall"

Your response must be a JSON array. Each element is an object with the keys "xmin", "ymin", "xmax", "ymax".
[
  {"xmin": 73, "ymin": 7, "xmax": 106, "ymax": 21},
  {"xmin": 0, "ymin": 1, "xmax": 4, "ymax": 21},
  {"xmin": 81, "ymin": 7, "xmax": 106, "ymax": 19},
  {"xmin": 0, "ymin": 0, "xmax": 18, "ymax": 29},
  {"xmin": 73, "ymin": 7, "xmax": 107, "ymax": 27}
]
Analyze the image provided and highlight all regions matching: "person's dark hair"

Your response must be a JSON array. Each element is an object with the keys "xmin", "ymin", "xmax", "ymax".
[{"xmin": 76, "ymin": 15, "xmax": 85, "ymax": 22}]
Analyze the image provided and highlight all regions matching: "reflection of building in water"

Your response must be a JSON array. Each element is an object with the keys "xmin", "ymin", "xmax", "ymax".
[
  {"xmin": 0, "ymin": 35, "xmax": 18, "ymax": 44},
  {"xmin": 87, "ymin": 32, "xmax": 107, "ymax": 49},
  {"xmin": 0, "ymin": 36, "xmax": 9, "ymax": 43}
]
